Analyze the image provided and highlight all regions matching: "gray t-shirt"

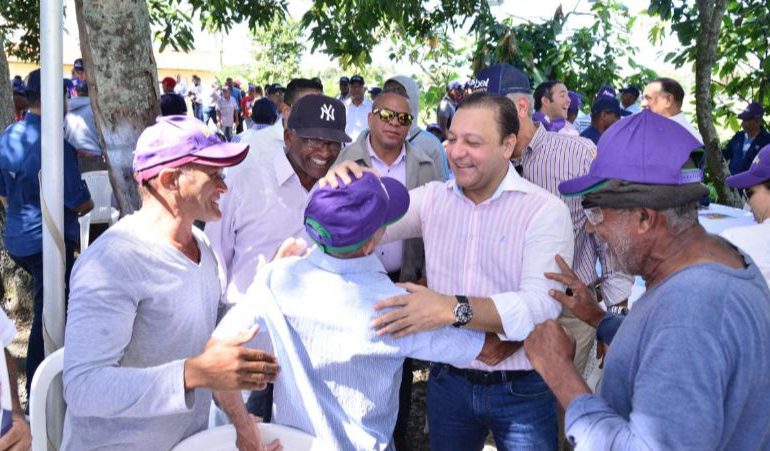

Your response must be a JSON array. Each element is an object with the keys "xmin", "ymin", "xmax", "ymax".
[
  {"xmin": 62, "ymin": 215, "xmax": 222, "ymax": 451},
  {"xmin": 566, "ymin": 256, "xmax": 770, "ymax": 450}
]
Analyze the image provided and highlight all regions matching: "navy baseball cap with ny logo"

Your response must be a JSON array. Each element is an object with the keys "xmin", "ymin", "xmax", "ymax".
[{"xmin": 287, "ymin": 94, "xmax": 352, "ymax": 143}]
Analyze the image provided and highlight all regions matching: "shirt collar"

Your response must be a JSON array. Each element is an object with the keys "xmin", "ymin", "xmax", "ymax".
[
  {"xmin": 366, "ymin": 136, "xmax": 406, "ymax": 167},
  {"xmin": 522, "ymin": 122, "xmax": 547, "ymax": 159},
  {"xmin": 273, "ymin": 151, "xmax": 299, "ymax": 187},
  {"xmin": 306, "ymin": 246, "xmax": 387, "ymax": 274},
  {"xmin": 447, "ymin": 162, "xmax": 539, "ymax": 203}
]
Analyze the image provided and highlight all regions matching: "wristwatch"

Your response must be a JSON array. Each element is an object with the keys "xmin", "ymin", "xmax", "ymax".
[{"xmin": 452, "ymin": 295, "xmax": 473, "ymax": 327}]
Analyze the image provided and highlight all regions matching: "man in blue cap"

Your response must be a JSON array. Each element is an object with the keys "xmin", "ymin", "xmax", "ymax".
[
  {"xmin": 437, "ymin": 79, "xmax": 463, "ymax": 136},
  {"xmin": 213, "ymin": 171, "xmax": 508, "ymax": 450},
  {"xmin": 580, "ymin": 97, "xmax": 630, "ymax": 145},
  {"xmin": 721, "ymin": 143, "xmax": 770, "ymax": 285},
  {"xmin": 524, "ymin": 110, "xmax": 770, "ymax": 450},
  {"xmin": 0, "ymin": 69, "xmax": 93, "ymax": 397},
  {"xmin": 722, "ymin": 101, "xmax": 770, "ymax": 175},
  {"xmin": 619, "ymin": 85, "xmax": 641, "ymax": 114}
]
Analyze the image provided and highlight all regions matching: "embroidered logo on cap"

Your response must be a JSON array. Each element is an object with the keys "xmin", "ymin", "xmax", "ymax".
[
  {"xmin": 753, "ymin": 155, "xmax": 761, "ymax": 166},
  {"xmin": 320, "ymin": 104, "xmax": 335, "ymax": 122}
]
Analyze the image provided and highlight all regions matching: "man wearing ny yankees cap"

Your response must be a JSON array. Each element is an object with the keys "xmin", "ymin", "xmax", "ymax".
[
  {"xmin": 205, "ymin": 94, "xmax": 350, "ymax": 421},
  {"xmin": 213, "ymin": 171, "xmax": 511, "ymax": 449}
]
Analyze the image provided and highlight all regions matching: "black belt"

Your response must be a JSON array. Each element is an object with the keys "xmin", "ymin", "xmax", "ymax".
[{"xmin": 445, "ymin": 364, "xmax": 534, "ymax": 385}]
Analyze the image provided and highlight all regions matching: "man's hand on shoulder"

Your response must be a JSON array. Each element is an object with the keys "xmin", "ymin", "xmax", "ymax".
[
  {"xmin": 184, "ymin": 325, "xmax": 280, "ymax": 391},
  {"xmin": 371, "ymin": 283, "xmax": 455, "ymax": 338}
]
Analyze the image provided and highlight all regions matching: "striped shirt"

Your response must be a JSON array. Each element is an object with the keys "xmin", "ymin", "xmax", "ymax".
[
  {"xmin": 515, "ymin": 125, "xmax": 633, "ymax": 305},
  {"xmin": 384, "ymin": 163, "xmax": 575, "ymax": 371}
]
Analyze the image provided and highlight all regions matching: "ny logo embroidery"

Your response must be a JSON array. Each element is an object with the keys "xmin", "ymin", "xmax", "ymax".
[{"xmin": 320, "ymin": 104, "xmax": 335, "ymax": 121}]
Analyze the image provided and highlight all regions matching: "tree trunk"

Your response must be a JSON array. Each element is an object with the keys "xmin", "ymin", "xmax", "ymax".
[
  {"xmin": 694, "ymin": 0, "xmax": 742, "ymax": 207},
  {"xmin": 0, "ymin": 39, "xmax": 34, "ymax": 320},
  {"xmin": 75, "ymin": 0, "xmax": 161, "ymax": 214}
]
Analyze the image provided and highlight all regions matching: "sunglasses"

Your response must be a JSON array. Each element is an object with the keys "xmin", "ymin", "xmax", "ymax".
[{"xmin": 372, "ymin": 108, "xmax": 413, "ymax": 127}]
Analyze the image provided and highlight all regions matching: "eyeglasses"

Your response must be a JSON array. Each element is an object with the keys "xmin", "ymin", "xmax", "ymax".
[
  {"xmin": 583, "ymin": 207, "xmax": 604, "ymax": 226},
  {"xmin": 300, "ymin": 137, "xmax": 342, "ymax": 153},
  {"xmin": 372, "ymin": 108, "xmax": 413, "ymax": 127}
]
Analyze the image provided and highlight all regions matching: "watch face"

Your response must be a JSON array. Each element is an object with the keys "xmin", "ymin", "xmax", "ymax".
[{"xmin": 454, "ymin": 302, "xmax": 473, "ymax": 325}]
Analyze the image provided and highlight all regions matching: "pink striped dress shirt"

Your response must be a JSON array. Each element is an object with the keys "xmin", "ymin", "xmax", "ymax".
[
  {"xmin": 384, "ymin": 163, "xmax": 575, "ymax": 371},
  {"xmin": 517, "ymin": 125, "xmax": 633, "ymax": 305}
]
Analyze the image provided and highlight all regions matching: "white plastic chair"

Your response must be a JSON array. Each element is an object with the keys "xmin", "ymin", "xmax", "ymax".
[
  {"xmin": 78, "ymin": 170, "xmax": 119, "ymax": 250},
  {"xmin": 29, "ymin": 348, "xmax": 65, "ymax": 451},
  {"xmin": 172, "ymin": 423, "xmax": 322, "ymax": 451}
]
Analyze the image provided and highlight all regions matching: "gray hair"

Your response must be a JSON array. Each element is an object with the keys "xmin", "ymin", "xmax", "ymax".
[
  {"xmin": 659, "ymin": 201, "xmax": 699, "ymax": 231},
  {"xmin": 506, "ymin": 92, "xmax": 535, "ymax": 117}
]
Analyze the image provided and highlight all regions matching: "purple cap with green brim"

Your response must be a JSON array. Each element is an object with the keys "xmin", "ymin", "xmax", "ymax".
[
  {"xmin": 726, "ymin": 144, "xmax": 770, "ymax": 189},
  {"xmin": 304, "ymin": 173, "xmax": 409, "ymax": 253},
  {"xmin": 558, "ymin": 110, "xmax": 704, "ymax": 196}
]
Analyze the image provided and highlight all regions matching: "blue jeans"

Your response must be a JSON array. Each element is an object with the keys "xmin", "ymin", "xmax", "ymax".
[
  {"xmin": 192, "ymin": 102, "xmax": 203, "ymax": 121},
  {"xmin": 10, "ymin": 241, "xmax": 75, "ymax": 397},
  {"xmin": 427, "ymin": 363, "xmax": 557, "ymax": 451},
  {"xmin": 203, "ymin": 107, "xmax": 217, "ymax": 127}
]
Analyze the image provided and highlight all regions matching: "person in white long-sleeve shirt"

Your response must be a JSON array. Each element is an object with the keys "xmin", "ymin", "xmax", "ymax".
[{"xmin": 61, "ymin": 116, "xmax": 279, "ymax": 451}]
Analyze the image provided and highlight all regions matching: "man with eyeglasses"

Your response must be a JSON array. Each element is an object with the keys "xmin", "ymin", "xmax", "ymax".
[
  {"xmin": 524, "ymin": 110, "xmax": 770, "ymax": 450},
  {"xmin": 336, "ymin": 88, "xmax": 446, "ymax": 450}
]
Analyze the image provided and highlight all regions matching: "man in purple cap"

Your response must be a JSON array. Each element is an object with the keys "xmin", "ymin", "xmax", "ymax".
[
  {"xmin": 213, "ymin": 171, "xmax": 508, "ymax": 450},
  {"xmin": 722, "ymin": 101, "xmax": 770, "ymax": 175},
  {"xmin": 524, "ymin": 110, "xmax": 770, "ymax": 450},
  {"xmin": 721, "ymin": 143, "xmax": 770, "ymax": 285},
  {"xmin": 62, "ymin": 115, "xmax": 280, "ymax": 451},
  {"xmin": 566, "ymin": 90, "xmax": 582, "ymax": 125},
  {"xmin": 327, "ymin": 91, "xmax": 575, "ymax": 450}
]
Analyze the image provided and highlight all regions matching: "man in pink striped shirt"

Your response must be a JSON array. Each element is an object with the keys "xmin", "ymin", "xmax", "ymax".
[{"xmin": 326, "ymin": 92, "xmax": 574, "ymax": 450}]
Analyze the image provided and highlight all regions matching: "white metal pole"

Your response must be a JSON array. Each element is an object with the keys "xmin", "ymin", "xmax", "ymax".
[{"xmin": 40, "ymin": 0, "xmax": 66, "ymax": 354}]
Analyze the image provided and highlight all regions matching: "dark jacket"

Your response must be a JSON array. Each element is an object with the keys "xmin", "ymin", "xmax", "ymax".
[
  {"xmin": 336, "ymin": 131, "xmax": 445, "ymax": 283},
  {"xmin": 723, "ymin": 129, "xmax": 770, "ymax": 175}
]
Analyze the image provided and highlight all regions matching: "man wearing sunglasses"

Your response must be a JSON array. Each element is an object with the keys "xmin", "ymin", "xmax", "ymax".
[
  {"xmin": 524, "ymin": 110, "xmax": 770, "ymax": 450},
  {"xmin": 336, "ymin": 89, "xmax": 446, "ymax": 450}
]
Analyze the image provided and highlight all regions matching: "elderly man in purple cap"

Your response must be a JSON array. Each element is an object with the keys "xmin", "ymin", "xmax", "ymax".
[
  {"xmin": 524, "ymin": 110, "xmax": 770, "ymax": 450},
  {"xmin": 721, "ymin": 143, "xmax": 770, "ymax": 285},
  {"xmin": 722, "ymin": 101, "xmax": 770, "ymax": 175},
  {"xmin": 213, "ymin": 172, "xmax": 508, "ymax": 450},
  {"xmin": 62, "ymin": 116, "xmax": 280, "ymax": 451}
]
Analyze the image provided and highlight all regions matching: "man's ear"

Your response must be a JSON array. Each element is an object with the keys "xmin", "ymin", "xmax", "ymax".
[
  {"xmin": 636, "ymin": 208, "xmax": 657, "ymax": 234},
  {"xmin": 157, "ymin": 168, "xmax": 180, "ymax": 191},
  {"xmin": 502, "ymin": 134, "xmax": 518, "ymax": 160}
]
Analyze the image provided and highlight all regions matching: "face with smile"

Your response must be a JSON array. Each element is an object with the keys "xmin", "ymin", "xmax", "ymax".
[
  {"xmin": 176, "ymin": 163, "xmax": 228, "ymax": 222},
  {"xmin": 641, "ymin": 82, "xmax": 673, "ymax": 116},
  {"xmin": 368, "ymin": 93, "xmax": 411, "ymax": 152},
  {"xmin": 542, "ymin": 83, "xmax": 570, "ymax": 120},
  {"xmin": 445, "ymin": 106, "xmax": 515, "ymax": 204},
  {"xmin": 285, "ymin": 130, "xmax": 342, "ymax": 190}
]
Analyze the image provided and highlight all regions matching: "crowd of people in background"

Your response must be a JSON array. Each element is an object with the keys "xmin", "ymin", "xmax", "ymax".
[{"xmin": 1, "ymin": 55, "xmax": 769, "ymax": 451}]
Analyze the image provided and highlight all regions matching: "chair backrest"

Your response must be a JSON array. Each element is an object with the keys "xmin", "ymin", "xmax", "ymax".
[
  {"xmin": 29, "ymin": 348, "xmax": 65, "ymax": 451},
  {"xmin": 81, "ymin": 171, "xmax": 115, "ymax": 224}
]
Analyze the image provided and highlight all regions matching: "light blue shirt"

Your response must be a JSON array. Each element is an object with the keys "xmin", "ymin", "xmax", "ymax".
[{"xmin": 214, "ymin": 247, "xmax": 484, "ymax": 450}]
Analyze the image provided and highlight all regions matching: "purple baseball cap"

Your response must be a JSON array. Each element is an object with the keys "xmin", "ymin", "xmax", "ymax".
[
  {"xmin": 596, "ymin": 84, "xmax": 616, "ymax": 100},
  {"xmin": 559, "ymin": 110, "xmax": 703, "ymax": 196},
  {"xmin": 304, "ymin": 172, "xmax": 409, "ymax": 253},
  {"xmin": 737, "ymin": 102, "xmax": 764, "ymax": 121},
  {"xmin": 133, "ymin": 115, "xmax": 249, "ymax": 183},
  {"xmin": 471, "ymin": 64, "xmax": 531, "ymax": 95},
  {"xmin": 568, "ymin": 91, "xmax": 582, "ymax": 113},
  {"xmin": 726, "ymin": 144, "xmax": 770, "ymax": 189}
]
